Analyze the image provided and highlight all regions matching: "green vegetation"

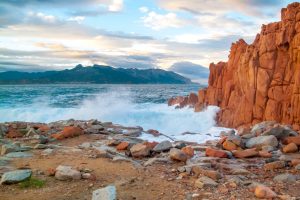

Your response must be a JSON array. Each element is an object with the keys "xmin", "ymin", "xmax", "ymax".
[{"xmin": 19, "ymin": 177, "xmax": 46, "ymax": 189}]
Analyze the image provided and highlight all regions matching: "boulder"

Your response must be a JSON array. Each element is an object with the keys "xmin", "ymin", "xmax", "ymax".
[
  {"xmin": 282, "ymin": 143, "xmax": 298, "ymax": 153},
  {"xmin": 222, "ymin": 140, "xmax": 237, "ymax": 151},
  {"xmin": 246, "ymin": 135, "xmax": 278, "ymax": 149},
  {"xmin": 1, "ymin": 144, "xmax": 19, "ymax": 155},
  {"xmin": 5, "ymin": 152, "xmax": 32, "ymax": 158},
  {"xmin": 192, "ymin": 166, "xmax": 222, "ymax": 180},
  {"xmin": 153, "ymin": 140, "xmax": 172, "ymax": 152},
  {"xmin": 233, "ymin": 148, "xmax": 258, "ymax": 158},
  {"xmin": 169, "ymin": 148, "xmax": 187, "ymax": 162},
  {"xmin": 130, "ymin": 144, "xmax": 150, "ymax": 158},
  {"xmin": 255, "ymin": 185, "xmax": 277, "ymax": 199},
  {"xmin": 273, "ymin": 173, "xmax": 296, "ymax": 183},
  {"xmin": 55, "ymin": 165, "xmax": 81, "ymax": 181},
  {"xmin": 0, "ymin": 170, "xmax": 32, "ymax": 184},
  {"xmin": 181, "ymin": 146, "xmax": 194, "ymax": 157},
  {"xmin": 92, "ymin": 185, "xmax": 116, "ymax": 200},
  {"xmin": 194, "ymin": 176, "xmax": 218, "ymax": 188},
  {"xmin": 116, "ymin": 142, "xmax": 129, "ymax": 151},
  {"xmin": 283, "ymin": 136, "xmax": 300, "ymax": 145},
  {"xmin": 262, "ymin": 126, "xmax": 298, "ymax": 139},
  {"xmin": 264, "ymin": 161, "xmax": 286, "ymax": 171},
  {"xmin": 205, "ymin": 148, "xmax": 228, "ymax": 158}
]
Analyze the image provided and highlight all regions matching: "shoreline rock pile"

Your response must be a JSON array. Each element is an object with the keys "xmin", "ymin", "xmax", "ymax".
[{"xmin": 1, "ymin": 119, "xmax": 300, "ymax": 199}]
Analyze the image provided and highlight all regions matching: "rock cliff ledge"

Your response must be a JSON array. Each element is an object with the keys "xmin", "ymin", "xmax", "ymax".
[{"xmin": 195, "ymin": 2, "xmax": 300, "ymax": 129}]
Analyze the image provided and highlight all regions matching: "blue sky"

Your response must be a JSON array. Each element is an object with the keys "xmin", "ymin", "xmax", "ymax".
[{"xmin": 0, "ymin": 0, "xmax": 296, "ymax": 81}]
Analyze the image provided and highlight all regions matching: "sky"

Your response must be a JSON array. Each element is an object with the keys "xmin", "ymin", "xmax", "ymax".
[{"xmin": 0, "ymin": 0, "xmax": 296, "ymax": 82}]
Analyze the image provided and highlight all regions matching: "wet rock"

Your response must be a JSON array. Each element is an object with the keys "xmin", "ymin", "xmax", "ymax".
[
  {"xmin": 233, "ymin": 148, "xmax": 258, "ymax": 158},
  {"xmin": 264, "ymin": 161, "xmax": 286, "ymax": 171},
  {"xmin": 273, "ymin": 173, "xmax": 296, "ymax": 183},
  {"xmin": 55, "ymin": 165, "xmax": 81, "ymax": 181},
  {"xmin": 0, "ymin": 169, "xmax": 32, "ymax": 184},
  {"xmin": 205, "ymin": 148, "xmax": 228, "ymax": 158},
  {"xmin": 153, "ymin": 141, "xmax": 172, "ymax": 152},
  {"xmin": 282, "ymin": 143, "xmax": 298, "ymax": 153},
  {"xmin": 130, "ymin": 144, "xmax": 150, "ymax": 158},
  {"xmin": 169, "ymin": 148, "xmax": 187, "ymax": 162},
  {"xmin": 181, "ymin": 146, "xmax": 194, "ymax": 157},
  {"xmin": 254, "ymin": 185, "xmax": 277, "ymax": 199},
  {"xmin": 92, "ymin": 185, "xmax": 116, "ymax": 200},
  {"xmin": 246, "ymin": 135, "xmax": 278, "ymax": 149},
  {"xmin": 194, "ymin": 176, "xmax": 218, "ymax": 188}
]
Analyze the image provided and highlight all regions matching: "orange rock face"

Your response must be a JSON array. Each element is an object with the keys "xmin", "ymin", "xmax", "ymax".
[
  {"xmin": 181, "ymin": 146, "xmax": 194, "ymax": 157},
  {"xmin": 195, "ymin": 3, "xmax": 300, "ymax": 128},
  {"xmin": 205, "ymin": 147, "xmax": 228, "ymax": 158},
  {"xmin": 51, "ymin": 126, "xmax": 83, "ymax": 140},
  {"xmin": 116, "ymin": 142, "xmax": 129, "ymax": 151}
]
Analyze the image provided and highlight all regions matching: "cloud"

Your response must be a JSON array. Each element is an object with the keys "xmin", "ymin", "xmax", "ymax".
[
  {"xmin": 156, "ymin": 0, "xmax": 285, "ymax": 17},
  {"xmin": 67, "ymin": 16, "xmax": 85, "ymax": 24},
  {"xmin": 141, "ymin": 11, "xmax": 187, "ymax": 30},
  {"xmin": 169, "ymin": 61, "xmax": 209, "ymax": 83},
  {"xmin": 108, "ymin": 0, "xmax": 123, "ymax": 12},
  {"xmin": 139, "ymin": 7, "xmax": 149, "ymax": 13}
]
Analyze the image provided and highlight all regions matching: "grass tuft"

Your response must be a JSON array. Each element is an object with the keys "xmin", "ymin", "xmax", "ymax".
[{"xmin": 19, "ymin": 177, "xmax": 46, "ymax": 189}]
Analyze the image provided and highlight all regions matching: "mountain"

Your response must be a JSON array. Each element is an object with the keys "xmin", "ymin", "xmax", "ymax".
[
  {"xmin": 194, "ymin": 2, "xmax": 300, "ymax": 128},
  {"xmin": 0, "ymin": 64, "xmax": 192, "ymax": 84}
]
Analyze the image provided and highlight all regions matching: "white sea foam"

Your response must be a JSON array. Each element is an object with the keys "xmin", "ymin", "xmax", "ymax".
[{"xmin": 0, "ymin": 91, "xmax": 230, "ymax": 143}]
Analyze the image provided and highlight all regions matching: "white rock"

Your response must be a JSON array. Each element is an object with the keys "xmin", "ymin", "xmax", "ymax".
[
  {"xmin": 55, "ymin": 165, "xmax": 81, "ymax": 181},
  {"xmin": 92, "ymin": 185, "xmax": 116, "ymax": 200}
]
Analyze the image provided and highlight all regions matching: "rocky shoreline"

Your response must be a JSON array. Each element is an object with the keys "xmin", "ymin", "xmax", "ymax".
[{"xmin": 0, "ymin": 120, "xmax": 300, "ymax": 199}]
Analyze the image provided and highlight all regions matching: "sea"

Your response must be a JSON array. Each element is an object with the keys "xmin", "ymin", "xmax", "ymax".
[{"xmin": 0, "ymin": 84, "xmax": 229, "ymax": 143}]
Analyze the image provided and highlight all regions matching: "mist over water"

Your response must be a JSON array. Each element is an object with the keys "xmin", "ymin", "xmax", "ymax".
[{"xmin": 0, "ymin": 84, "xmax": 229, "ymax": 142}]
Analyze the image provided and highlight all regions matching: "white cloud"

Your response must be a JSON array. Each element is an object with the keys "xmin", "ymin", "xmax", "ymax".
[
  {"xmin": 141, "ymin": 11, "xmax": 186, "ymax": 30},
  {"xmin": 28, "ymin": 12, "xmax": 57, "ymax": 23},
  {"xmin": 67, "ymin": 16, "xmax": 85, "ymax": 24},
  {"xmin": 139, "ymin": 7, "xmax": 149, "ymax": 13},
  {"xmin": 108, "ymin": 0, "xmax": 123, "ymax": 12}
]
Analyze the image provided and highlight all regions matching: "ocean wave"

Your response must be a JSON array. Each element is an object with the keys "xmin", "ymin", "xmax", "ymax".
[{"xmin": 0, "ymin": 91, "xmax": 229, "ymax": 142}]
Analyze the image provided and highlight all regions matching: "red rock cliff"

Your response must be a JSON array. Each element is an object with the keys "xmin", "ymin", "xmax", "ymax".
[{"xmin": 195, "ymin": 2, "xmax": 300, "ymax": 128}]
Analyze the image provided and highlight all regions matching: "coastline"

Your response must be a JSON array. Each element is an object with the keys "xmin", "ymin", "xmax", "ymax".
[{"xmin": 1, "ymin": 119, "xmax": 300, "ymax": 199}]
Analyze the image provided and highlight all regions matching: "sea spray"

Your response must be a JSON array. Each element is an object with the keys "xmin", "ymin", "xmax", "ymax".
[{"xmin": 0, "ymin": 85, "xmax": 230, "ymax": 142}]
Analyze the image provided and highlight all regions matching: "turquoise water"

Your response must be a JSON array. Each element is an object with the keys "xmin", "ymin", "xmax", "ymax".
[{"xmin": 0, "ymin": 84, "xmax": 227, "ymax": 140}]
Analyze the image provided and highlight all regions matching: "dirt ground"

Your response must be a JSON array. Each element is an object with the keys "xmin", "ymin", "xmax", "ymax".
[{"xmin": 1, "ymin": 135, "xmax": 300, "ymax": 200}]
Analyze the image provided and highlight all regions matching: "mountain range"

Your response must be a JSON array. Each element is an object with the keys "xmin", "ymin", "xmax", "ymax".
[{"xmin": 0, "ymin": 64, "xmax": 195, "ymax": 84}]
